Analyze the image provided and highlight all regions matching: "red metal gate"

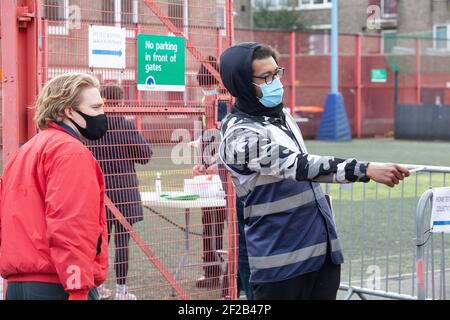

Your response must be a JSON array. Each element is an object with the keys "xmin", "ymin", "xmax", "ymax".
[{"xmin": 1, "ymin": 0, "xmax": 237, "ymax": 300}]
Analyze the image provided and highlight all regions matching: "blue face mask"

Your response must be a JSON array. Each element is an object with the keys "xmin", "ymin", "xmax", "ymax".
[{"xmin": 254, "ymin": 78, "xmax": 284, "ymax": 108}]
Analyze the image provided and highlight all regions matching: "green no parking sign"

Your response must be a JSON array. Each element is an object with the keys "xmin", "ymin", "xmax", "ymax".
[{"xmin": 137, "ymin": 34, "xmax": 185, "ymax": 92}]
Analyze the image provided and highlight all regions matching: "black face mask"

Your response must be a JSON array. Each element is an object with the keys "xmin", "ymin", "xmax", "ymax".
[{"xmin": 69, "ymin": 110, "xmax": 108, "ymax": 140}]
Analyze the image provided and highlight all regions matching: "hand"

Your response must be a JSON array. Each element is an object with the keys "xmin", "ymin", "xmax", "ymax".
[
  {"xmin": 193, "ymin": 164, "xmax": 206, "ymax": 176},
  {"xmin": 188, "ymin": 139, "xmax": 201, "ymax": 149},
  {"xmin": 124, "ymin": 115, "xmax": 136, "ymax": 122},
  {"xmin": 366, "ymin": 163, "xmax": 410, "ymax": 188},
  {"xmin": 206, "ymin": 164, "xmax": 219, "ymax": 175}
]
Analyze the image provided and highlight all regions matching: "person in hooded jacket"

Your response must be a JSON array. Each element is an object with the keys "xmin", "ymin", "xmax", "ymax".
[{"xmin": 218, "ymin": 43, "xmax": 411, "ymax": 300}]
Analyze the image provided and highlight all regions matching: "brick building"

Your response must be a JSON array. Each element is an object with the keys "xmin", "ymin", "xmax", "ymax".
[{"xmin": 248, "ymin": 0, "xmax": 450, "ymax": 44}]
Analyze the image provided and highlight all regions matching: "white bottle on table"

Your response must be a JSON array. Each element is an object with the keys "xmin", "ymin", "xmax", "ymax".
[{"xmin": 155, "ymin": 172, "xmax": 162, "ymax": 196}]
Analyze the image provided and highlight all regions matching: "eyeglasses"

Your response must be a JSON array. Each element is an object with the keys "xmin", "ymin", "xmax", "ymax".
[{"xmin": 252, "ymin": 67, "xmax": 285, "ymax": 85}]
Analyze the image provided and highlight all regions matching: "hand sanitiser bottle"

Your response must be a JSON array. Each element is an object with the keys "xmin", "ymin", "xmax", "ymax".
[{"xmin": 155, "ymin": 172, "xmax": 162, "ymax": 196}]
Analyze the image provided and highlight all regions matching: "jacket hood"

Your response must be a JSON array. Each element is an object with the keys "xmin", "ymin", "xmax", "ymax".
[{"xmin": 219, "ymin": 42, "xmax": 284, "ymax": 118}]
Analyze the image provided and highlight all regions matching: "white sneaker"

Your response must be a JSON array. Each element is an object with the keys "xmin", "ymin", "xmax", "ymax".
[
  {"xmin": 97, "ymin": 285, "xmax": 112, "ymax": 300},
  {"xmin": 115, "ymin": 291, "xmax": 137, "ymax": 300}
]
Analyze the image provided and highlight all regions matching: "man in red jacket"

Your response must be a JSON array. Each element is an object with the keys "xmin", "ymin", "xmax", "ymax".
[{"xmin": 0, "ymin": 72, "xmax": 109, "ymax": 300}]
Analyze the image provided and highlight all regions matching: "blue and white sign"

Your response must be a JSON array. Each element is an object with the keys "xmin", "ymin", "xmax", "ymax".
[
  {"xmin": 89, "ymin": 25, "xmax": 126, "ymax": 69},
  {"xmin": 430, "ymin": 187, "xmax": 450, "ymax": 233}
]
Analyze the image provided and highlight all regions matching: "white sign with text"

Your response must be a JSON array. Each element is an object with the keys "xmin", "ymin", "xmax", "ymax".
[
  {"xmin": 431, "ymin": 187, "xmax": 450, "ymax": 233},
  {"xmin": 89, "ymin": 25, "xmax": 126, "ymax": 69}
]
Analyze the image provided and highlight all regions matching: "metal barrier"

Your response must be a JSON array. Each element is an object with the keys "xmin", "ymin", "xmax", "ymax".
[
  {"xmin": 325, "ymin": 164, "xmax": 450, "ymax": 300},
  {"xmin": 415, "ymin": 185, "xmax": 450, "ymax": 300}
]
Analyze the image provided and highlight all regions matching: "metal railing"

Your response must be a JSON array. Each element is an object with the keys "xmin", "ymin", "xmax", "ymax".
[{"xmin": 325, "ymin": 164, "xmax": 450, "ymax": 300}]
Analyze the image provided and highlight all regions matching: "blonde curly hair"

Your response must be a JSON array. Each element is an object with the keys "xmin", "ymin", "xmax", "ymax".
[{"xmin": 34, "ymin": 72, "xmax": 100, "ymax": 129}]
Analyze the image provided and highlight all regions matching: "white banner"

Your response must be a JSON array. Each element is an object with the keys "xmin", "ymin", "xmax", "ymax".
[{"xmin": 430, "ymin": 187, "xmax": 450, "ymax": 233}]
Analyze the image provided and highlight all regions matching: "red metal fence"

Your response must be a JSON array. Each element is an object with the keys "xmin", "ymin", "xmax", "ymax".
[
  {"xmin": 235, "ymin": 29, "xmax": 450, "ymax": 138},
  {"xmin": 5, "ymin": 1, "xmax": 450, "ymax": 301},
  {"xmin": 1, "ymin": 0, "xmax": 237, "ymax": 300}
]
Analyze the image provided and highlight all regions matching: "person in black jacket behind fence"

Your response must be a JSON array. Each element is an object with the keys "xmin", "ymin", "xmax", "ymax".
[
  {"xmin": 195, "ymin": 56, "xmax": 253, "ymax": 299},
  {"xmin": 87, "ymin": 84, "xmax": 153, "ymax": 300},
  {"xmin": 193, "ymin": 56, "xmax": 228, "ymax": 290}
]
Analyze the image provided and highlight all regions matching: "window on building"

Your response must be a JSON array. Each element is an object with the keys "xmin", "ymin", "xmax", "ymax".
[
  {"xmin": 299, "ymin": 0, "xmax": 332, "ymax": 10},
  {"xmin": 434, "ymin": 25, "xmax": 450, "ymax": 50},
  {"xmin": 217, "ymin": 6, "xmax": 226, "ymax": 29},
  {"xmin": 44, "ymin": 0, "xmax": 67, "ymax": 21},
  {"xmin": 101, "ymin": 0, "xmax": 138, "ymax": 26},
  {"xmin": 254, "ymin": 0, "xmax": 288, "ymax": 9},
  {"xmin": 168, "ymin": 0, "xmax": 184, "ymax": 29},
  {"xmin": 216, "ymin": 0, "xmax": 226, "ymax": 29},
  {"xmin": 102, "ymin": 0, "xmax": 115, "ymax": 25},
  {"xmin": 44, "ymin": 0, "xmax": 71, "ymax": 35},
  {"xmin": 121, "ymin": 0, "xmax": 135, "ymax": 25},
  {"xmin": 381, "ymin": 0, "xmax": 397, "ymax": 18},
  {"xmin": 381, "ymin": 30, "xmax": 397, "ymax": 53}
]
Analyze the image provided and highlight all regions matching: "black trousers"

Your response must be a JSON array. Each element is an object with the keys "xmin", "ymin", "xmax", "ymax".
[
  {"xmin": 201, "ymin": 207, "xmax": 226, "ymax": 278},
  {"xmin": 252, "ymin": 257, "xmax": 341, "ymax": 300},
  {"xmin": 107, "ymin": 217, "xmax": 132, "ymax": 286},
  {"xmin": 6, "ymin": 282, "xmax": 99, "ymax": 300}
]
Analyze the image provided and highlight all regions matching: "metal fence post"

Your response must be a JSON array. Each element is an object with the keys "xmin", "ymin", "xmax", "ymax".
[
  {"xmin": 415, "ymin": 38, "xmax": 421, "ymax": 105},
  {"xmin": 415, "ymin": 189, "xmax": 433, "ymax": 300}
]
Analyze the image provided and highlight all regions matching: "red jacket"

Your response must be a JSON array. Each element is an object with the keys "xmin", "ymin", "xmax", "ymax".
[{"xmin": 0, "ymin": 123, "xmax": 108, "ymax": 300}]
